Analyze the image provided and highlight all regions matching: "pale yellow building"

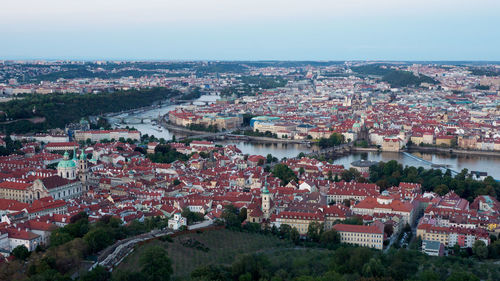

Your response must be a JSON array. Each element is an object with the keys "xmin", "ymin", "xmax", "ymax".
[
  {"xmin": 273, "ymin": 211, "xmax": 323, "ymax": 234},
  {"xmin": 333, "ymin": 223, "xmax": 384, "ymax": 249}
]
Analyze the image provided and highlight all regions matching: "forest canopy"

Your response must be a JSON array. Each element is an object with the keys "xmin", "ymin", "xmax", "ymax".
[{"xmin": 0, "ymin": 87, "xmax": 181, "ymax": 133}]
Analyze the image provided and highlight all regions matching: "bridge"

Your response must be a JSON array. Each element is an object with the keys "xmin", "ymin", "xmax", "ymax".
[
  {"xmin": 175, "ymin": 100, "xmax": 211, "ymax": 105},
  {"xmin": 402, "ymin": 152, "xmax": 459, "ymax": 176},
  {"xmin": 305, "ymin": 143, "xmax": 354, "ymax": 158},
  {"xmin": 177, "ymin": 131, "xmax": 230, "ymax": 141}
]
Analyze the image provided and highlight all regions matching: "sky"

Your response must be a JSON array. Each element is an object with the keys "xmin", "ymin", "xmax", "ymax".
[{"xmin": 1, "ymin": 0, "xmax": 499, "ymax": 61}]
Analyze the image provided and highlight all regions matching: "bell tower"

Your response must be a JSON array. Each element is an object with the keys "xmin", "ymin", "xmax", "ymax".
[
  {"xmin": 261, "ymin": 180, "xmax": 271, "ymax": 220},
  {"xmin": 78, "ymin": 151, "xmax": 89, "ymax": 189}
]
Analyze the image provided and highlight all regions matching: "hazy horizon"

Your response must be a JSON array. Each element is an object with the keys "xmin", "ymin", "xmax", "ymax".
[{"xmin": 2, "ymin": 0, "xmax": 499, "ymax": 61}]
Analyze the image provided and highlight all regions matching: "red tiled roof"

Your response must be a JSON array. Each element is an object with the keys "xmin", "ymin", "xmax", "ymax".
[
  {"xmin": 40, "ymin": 176, "xmax": 75, "ymax": 189},
  {"xmin": 6, "ymin": 228, "xmax": 40, "ymax": 240},
  {"xmin": 333, "ymin": 223, "xmax": 383, "ymax": 234},
  {"xmin": 0, "ymin": 181, "xmax": 30, "ymax": 190},
  {"xmin": 45, "ymin": 142, "xmax": 78, "ymax": 147}
]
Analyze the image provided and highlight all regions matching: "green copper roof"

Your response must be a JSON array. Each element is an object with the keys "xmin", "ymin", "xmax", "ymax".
[
  {"xmin": 79, "ymin": 151, "xmax": 86, "ymax": 160},
  {"xmin": 262, "ymin": 186, "xmax": 269, "ymax": 194},
  {"xmin": 57, "ymin": 159, "xmax": 76, "ymax": 169}
]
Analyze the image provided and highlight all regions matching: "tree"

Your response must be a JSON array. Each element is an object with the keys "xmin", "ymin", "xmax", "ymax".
[
  {"xmin": 299, "ymin": 167, "xmax": 305, "ymax": 175},
  {"xmin": 320, "ymin": 229, "xmax": 340, "ymax": 246},
  {"xmin": 318, "ymin": 133, "xmax": 345, "ymax": 148},
  {"xmin": 445, "ymin": 271, "xmax": 479, "ymax": 281},
  {"xmin": 434, "ymin": 184, "xmax": 449, "ymax": 196},
  {"xmin": 472, "ymin": 240, "xmax": 488, "ymax": 259},
  {"xmin": 139, "ymin": 246, "xmax": 173, "ymax": 281},
  {"xmin": 79, "ymin": 265, "xmax": 111, "ymax": 281},
  {"xmin": 181, "ymin": 208, "xmax": 204, "ymax": 225},
  {"xmin": 84, "ymin": 228, "xmax": 114, "ymax": 253},
  {"xmin": 191, "ymin": 265, "xmax": 230, "ymax": 281},
  {"xmin": 307, "ymin": 222, "xmax": 323, "ymax": 242},
  {"xmin": 221, "ymin": 204, "xmax": 241, "ymax": 229},
  {"xmin": 238, "ymin": 208, "xmax": 248, "ymax": 223},
  {"xmin": 361, "ymin": 258, "xmax": 384, "ymax": 278},
  {"xmin": 266, "ymin": 154, "xmax": 273, "ymax": 164},
  {"xmin": 341, "ymin": 169, "xmax": 354, "ymax": 182},
  {"xmin": 50, "ymin": 230, "xmax": 73, "ymax": 247},
  {"xmin": 112, "ymin": 270, "xmax": 146, "ymax": 281},
  {"xmin": 334, "ymin": 175, "xmax": 339, "ymax": 182},
  {"xmin": 279, "ymin": 224, "xmax": 292, "ymax": 239},
  {"xmin": 327, "ymin": 171, "xmax": 333, "ymax": 181},
  {"xmin": 290, "ymin": 227, "xmax": 300, "ymax": 244},
  {"xmin": 11, "ymin": 245, "xmax": 30, "ymax": 260},
  {"xmin": 272, "ymin": 164, "xmax": 298, "ymax": 186}
]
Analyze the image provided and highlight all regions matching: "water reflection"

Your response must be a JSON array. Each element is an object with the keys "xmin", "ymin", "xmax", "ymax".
[
  {"xmin": 108, "ymin": 95, "xmax": 500, "ymax": 179},
  {"xmin": 331, "ymin": 152, "xmax": 500, "ymax": 179},
  {"xmin": 217, "ymin": 141, "xmax": 312, "ymax": 160}
]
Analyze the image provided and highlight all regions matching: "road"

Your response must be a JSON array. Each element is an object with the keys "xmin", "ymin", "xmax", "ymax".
[
  {"xmin": 88, "ymin": 220, "xmax": 215, "ymax": 273},
  {"xmin": 86, "ymin": 228, "xmax": 172, "ymax": 273}
]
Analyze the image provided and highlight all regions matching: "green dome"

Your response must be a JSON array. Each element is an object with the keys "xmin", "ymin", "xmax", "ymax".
[
  {"xmin": 79, "ymin": 152, "xmax": 86, "ymax": 160},
  {"xmin": 57, "ymin": 160, "xmax": 76, "ymax": 169}
]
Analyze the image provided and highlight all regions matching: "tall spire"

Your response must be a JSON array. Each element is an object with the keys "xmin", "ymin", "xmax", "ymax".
[{"xmin": 262, "ymin": 175, "xmax": 270, "ymax": 194}]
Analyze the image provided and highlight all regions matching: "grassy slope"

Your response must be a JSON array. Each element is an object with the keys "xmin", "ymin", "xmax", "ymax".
[{"xmin": 117, "ymin": 229, "xmax": 292, "ymax": 280}]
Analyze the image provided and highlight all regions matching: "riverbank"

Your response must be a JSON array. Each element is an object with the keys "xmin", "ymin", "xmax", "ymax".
[
  {"xmin": 160, "ymin": 121, "xmax": 212, "ymax": 135},
  {"xmin": 351, "ymin": 147, "xmax": 380, "ymax": 152},
  {"xmin": 161, "ymin": 120, "xmax": 311, "ymax": 144},
  {"xmin": 408, "ymin": 146, "xmax": 500, "ymax": 158},
  {"xmin": 109, "ymin": 94, "xmax": 500, "ymax": 179},
  {"xmin": 235, "ymin": 135, "xmax": 310, "ymax": 144}
]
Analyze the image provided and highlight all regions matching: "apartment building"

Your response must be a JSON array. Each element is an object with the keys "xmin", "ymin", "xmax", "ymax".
[
  {"xmin": 333, "ymin": 223, "xmax": 384, "ymax": 250},
  {"xmin": 273, "ymin": 211, "xmax": 323, "ymax": 235}
]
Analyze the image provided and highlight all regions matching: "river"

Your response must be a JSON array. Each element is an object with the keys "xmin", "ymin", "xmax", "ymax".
[{"xmin": 108, "ymin": 94, "xmax": 500, "ymax": 179}]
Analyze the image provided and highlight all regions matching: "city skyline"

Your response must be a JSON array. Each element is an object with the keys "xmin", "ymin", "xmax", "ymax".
[{"xmin": 2, "ymin": 0, "xmax": 500, "ymax": 61}]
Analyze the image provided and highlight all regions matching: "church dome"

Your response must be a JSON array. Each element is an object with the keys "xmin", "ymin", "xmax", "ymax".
[{"xmin": 57, "ymin": 151, "xmax": 77, "ymax": 168}]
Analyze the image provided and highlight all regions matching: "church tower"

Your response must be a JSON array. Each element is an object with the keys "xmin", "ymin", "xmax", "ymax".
[
  {"xmin": 78, "ymin": 151, "xmax": 89, "ymax": 189},
  {"xmin": 261, "ymin": 183, "xmax": 271, "ymax": 220}
]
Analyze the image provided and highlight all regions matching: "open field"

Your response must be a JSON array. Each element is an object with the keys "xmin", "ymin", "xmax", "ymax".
[{"xmin": 116, "ymin": 229, "xmax": 292, "ymax": 280}]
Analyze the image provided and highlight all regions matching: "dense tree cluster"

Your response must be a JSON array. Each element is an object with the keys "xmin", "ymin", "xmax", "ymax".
[
  {"xmin": 1, "ymin": 213, "xmax": 169, "ymax": 281},
  {"xmin": 182, "ymin": 208, "xmax": 205, "ymax": 225},
  {"xmin": 187, "ymin": 123, "xmax": 219, "ymax": 133},
  {"xmin": 0, "ymin": 88, "xmax": 181, "ymax": 133},
  {"xmin": 369, "ymin": 160, "xmax": 500, "ymax": 202},
  {"xmin": 147, "ymin": 144, "xmax": 190, "ymax": 164},
  {"xmin": 351, "ymin": 64, "xmax": 438, "ymax": 88},
  {"xmin": 219, "ymin": 205, "xmax": 248, "ymax": 230},
  {"xmin": 0, "ymin": 136, "xmax": 23, "ymax": 156},
  {"xmin": 231, "ymin": 129, "xmax": 278, "ymax": 139},
  {"xmin": 220, "ymin": 76, "xmax": 287, "ymax": 97},
  {"xmin": 190, "ymin": 245, "xmax": 497, "ymax": 281},
  {"xmin": 382, "ymin": 70, "xmax": 438, "ymax": 88},
  {"xmin": 318, "ymin": 132, "xmax": 345, "ymax": 148},
  {"xmin": 271, "ymin": 163, "xmax": 298, "ymax": 185}
]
